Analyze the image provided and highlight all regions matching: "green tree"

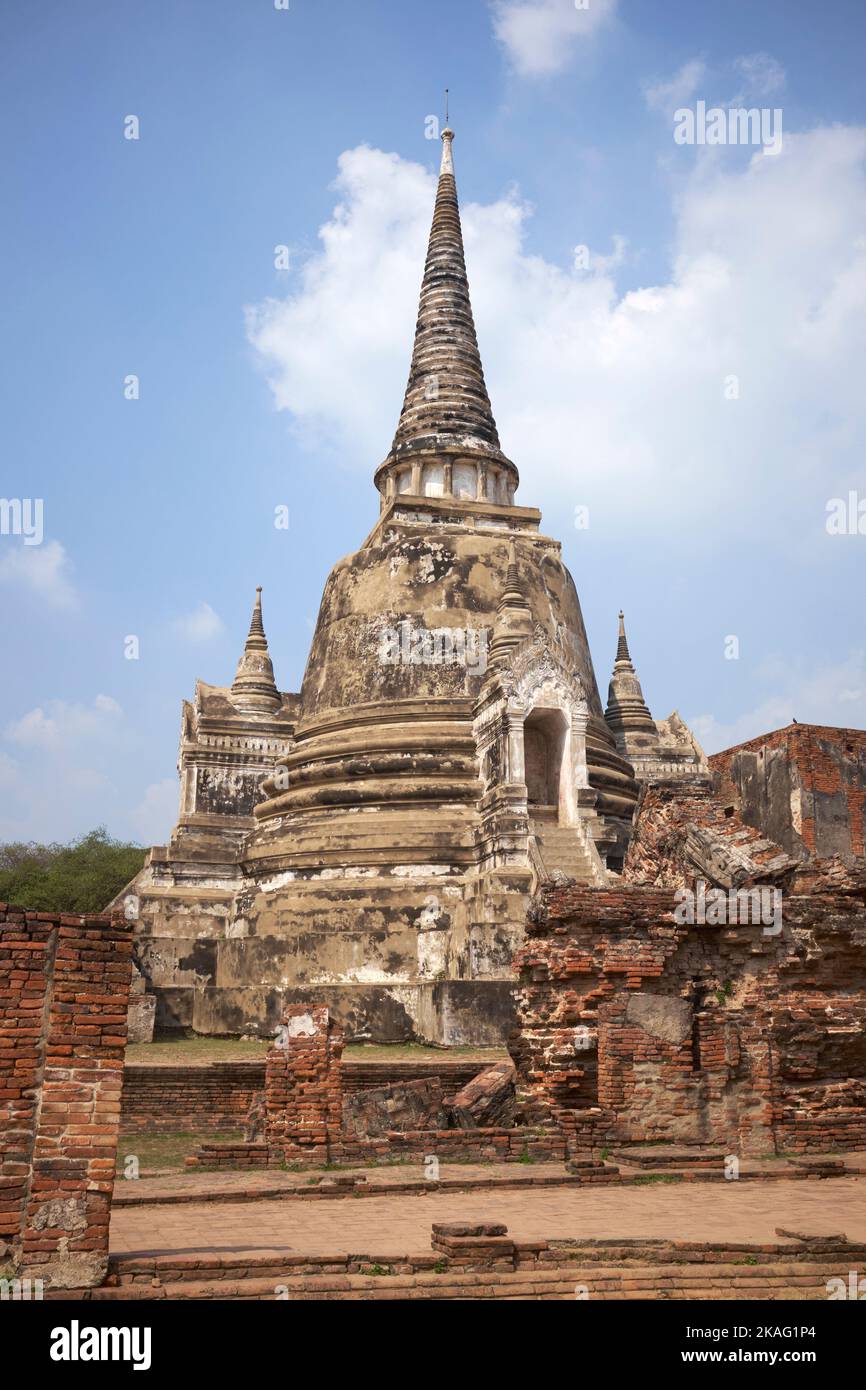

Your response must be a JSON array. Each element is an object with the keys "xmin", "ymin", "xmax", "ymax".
[{"xmin": 0, "ymin": 827, "xmax": 146, "ymax": 914}]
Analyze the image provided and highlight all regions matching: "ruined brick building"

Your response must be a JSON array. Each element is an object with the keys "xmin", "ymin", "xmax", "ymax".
[{"xmin": 119, "ymin": 127, "xmax": 866, "ymax": 1052}]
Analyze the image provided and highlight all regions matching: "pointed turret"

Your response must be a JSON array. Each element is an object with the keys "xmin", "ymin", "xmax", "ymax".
[
  {"xmin": 604, "ymin": 611, "xmax": 659, "ymax": 748},
  {"xmin": 374, "ymin": 124, "xmax": 519, "ymax": 508},
  {"xmin": 231, "ymin": 587, "xmax": 281, "ymax": 713},
  {"xmin": 615, "ymin": 610, "xmax": 632, "ymax": 664},
  {"xmin": 490, "ymin": 542, "xmax": 535, "ymax": 668}
]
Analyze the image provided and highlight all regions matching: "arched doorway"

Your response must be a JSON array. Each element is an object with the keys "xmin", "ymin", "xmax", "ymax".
[{"xmin": 523, "ymin": 707, "xmax": 568, "ymax": 820}]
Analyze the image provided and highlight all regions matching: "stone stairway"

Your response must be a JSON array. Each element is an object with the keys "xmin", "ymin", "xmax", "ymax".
[{"xmin": 530, "ymin": 811, "xmax": 596, "ymax": 882}]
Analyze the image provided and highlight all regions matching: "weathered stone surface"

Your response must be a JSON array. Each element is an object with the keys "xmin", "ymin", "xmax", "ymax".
[
  {"xmin": 625, "ymin": 994, "xmax": 692, "ymax": 1046},
  {"xmin": 450, "ymin": 1061, "xmax": 517, "ymax": 1129},
  {"xmin": 243, "ymin": 1091, "xmax": 266, "ymax": 1143},
  {"xmin": 126, "ymin": 992, "xmax": 156, "ymax": 1044},
  {"xmin": 341, "ymin": 1077, "xmax": 449, "ymax": 1137}
]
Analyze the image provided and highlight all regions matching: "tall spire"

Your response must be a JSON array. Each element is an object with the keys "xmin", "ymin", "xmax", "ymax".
[
  {"xmin": 615, "ymin": 610, "xmax": 631, "ymax": 664},
  {"xmin": 231, "ymin": 587, "xmax": 281, "ymax": 713},
  {"xmin": 604, "ymin": 611, "xmax": 658, "ymax": 746},
  {"xmin": 376, "ymin": 122, "xmax": 517, "ymax": 502}
]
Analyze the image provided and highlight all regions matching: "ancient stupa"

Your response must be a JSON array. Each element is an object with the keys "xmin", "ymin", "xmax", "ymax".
[{"xmin": 123, "ymin": 126, "xmax": 706, "ymax": 1043}]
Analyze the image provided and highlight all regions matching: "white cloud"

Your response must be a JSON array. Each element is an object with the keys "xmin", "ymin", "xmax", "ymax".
[
  {"xmin": 644, "ymin": 59, "xmax": 706, "ymax": 113},
  {"xmin": 689, "ymin": 652, "xmax": 866, "ymax": 754},
  {"xmin": 490, "ymin": 0, "xmax": 617, "ymax": 79},
  {"xmin": 5, "ymin": 694, "xmax": 122, "ymax": 749},
  {"xmin": 647, "ymin": 53, "xmax": 787, "ymax": 120},
  {"xmin": 171, "ymin": 602, "xmax": 224, "ymax": 643},
  {"xmin": 130, "ymin": 778, "xmax": 178, "ymax": 845},
  {"xmin": 247, "ymin": 126, "xmax": 866, "ymax": 546},
  {"xmin": 0, "ymin": 540, "xmax": 77, "ymax": 609},
  {"xmin": 732, "ymin": 52, "xmax": 786, "ymax": 100}
]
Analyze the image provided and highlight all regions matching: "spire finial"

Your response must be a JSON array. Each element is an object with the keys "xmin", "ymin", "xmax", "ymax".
[
  {"xmin": 445, "ymin": 87, "xmax": 449, "ymax": 126},
  {"xmin": 440, "ymin": 122, "xmax": 454, "ymax": 175},
  {"xmin": 615, "ymin": 610, "xmax": 632, "ymax": 666},
  {"xmin": 231, "ymin": 586, "xmax": 280, "ymax": 713}
]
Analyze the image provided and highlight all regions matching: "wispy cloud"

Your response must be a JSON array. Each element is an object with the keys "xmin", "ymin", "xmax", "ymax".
[
  {"xmin": 732, "ymin": 52, "xmax": 786, "ymax": 101},
  {"xmin": 490, "ymin": 0, "xmax": 617, "ymax": 79},
  {"xmin": 689, "ymin": 652, "xmax": 866, "ymax": 754},
  {"xmin": 6, "ymin": 694, "xmax": 123, "ymax": 749},
  {"xmin": 171, "ymin": 602, "xmax": 224, "ymax": 643},
  {"xmin": 644, "ymin": 59, "xmax": 706, "ymax": 114},
  {"xmin": 0, "ymin": 539, "xmax": 77, "ymax": 610}
]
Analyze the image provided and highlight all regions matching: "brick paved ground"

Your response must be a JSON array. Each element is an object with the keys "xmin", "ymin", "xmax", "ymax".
[
  {"xmin": 110, "ymin": 1174, "xmax": 865, "ymax": 1259},
  {"xmin": 112, "ymin": 1152, "xmax": 866, "ymax": 1202}
]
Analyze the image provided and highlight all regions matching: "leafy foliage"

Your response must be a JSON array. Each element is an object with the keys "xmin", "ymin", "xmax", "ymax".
[{"xmin": 0, "ymin": 827, "xmax": 145, "ymax": 914}]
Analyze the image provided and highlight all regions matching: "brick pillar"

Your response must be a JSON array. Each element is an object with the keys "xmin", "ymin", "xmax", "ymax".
[
  {"xmin": 0, "ymin": 907, "xmax": 55, "ymax": 1272},
  {"xmin": 736, "ymin": 1019, "xmax": 781, "ymax": 1157},
  {"xmin": 266, "ymin": 1005, "xmax": 344, "ymax": 1165},
  {"xmin": 0, "ymin": 905, "xmax": 133, "ymax": 1289}
]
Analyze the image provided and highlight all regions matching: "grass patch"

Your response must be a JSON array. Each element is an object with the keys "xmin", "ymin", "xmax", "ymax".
[
  {"xmin": 126, "ymin": 1038, "xmax": 269, "ymax": 1066},
  {"xmin": 125, "ymin": 1037, "xmax": 509, "ymax": 1066},
  {"xmin": 116, "ymin": 1130, "xmax": 241, "ymax": 1174},
  {"xmin": 345, "ymin": 1043, "xmax": 508, "ymax": 1061}
]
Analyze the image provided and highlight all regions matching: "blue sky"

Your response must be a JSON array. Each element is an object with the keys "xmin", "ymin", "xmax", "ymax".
[{"xmin": 1, "ymin": 0, "xmax": 865, "ymax": 844}]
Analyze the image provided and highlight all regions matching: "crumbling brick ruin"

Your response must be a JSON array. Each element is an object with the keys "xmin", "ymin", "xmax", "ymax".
[
  {"xmin": 511, "ymin": 788, "xmax": 866, "ymax": 1157},
  {"xmin": 710, "ymin": 723, "xmax": 866, "ymax": 860},
  {"xmin": 0, "ymin": 903, "xmax": 132, "ymax": 1289},
  {"xmin": 232, "ymin": 772, "xmax": 865, "ymax": 1168}
]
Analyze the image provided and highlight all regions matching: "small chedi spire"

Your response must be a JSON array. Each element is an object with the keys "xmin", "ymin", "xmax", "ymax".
[
  {"xmin": 374, "ymin": 118, "xmax": 519, "ymax": 508},
  {"xmin": 490, "ymin": 542, "xmax": 534, "ymax": 668},
  {"xmin": 615, "ymin": 610, "xmax": 632, "ymax": 664},
  {"xmin": 231, "ymin": 587, "xmax": 281, "ymax": 713},
  {"xmin": 604, "ymin": 610, "xmax": 658, "ymax": 746}
]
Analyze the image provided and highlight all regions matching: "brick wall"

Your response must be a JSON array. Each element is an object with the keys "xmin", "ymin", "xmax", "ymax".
[
  {"xmin": 0, "ymin": 902, "xmax": 132, "ymax": 1288},
  {"xmin": 511, "ymin": 870, "xmax": 866, "ymax": 1155},
  {"xmin": 119, "ymin": 1058, "xmax": 484, "ymax": 1133},
  {"xmin": 710, "ymin": 723, "xmax": 866, "ymax": 859}
]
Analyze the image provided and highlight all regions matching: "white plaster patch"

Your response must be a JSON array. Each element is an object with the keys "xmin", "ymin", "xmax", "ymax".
[
  {"xmin": 287, "ymin": 1012, "xmax": 317, "ymax": 1037},
  {"xmin": 390, "ymin": 864, "xmax": 452, "ymax": 878},
  {"xmin": 256, "ymin": 871, "xmax": 298, "ymax": 892}
]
